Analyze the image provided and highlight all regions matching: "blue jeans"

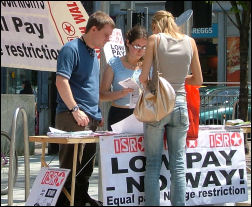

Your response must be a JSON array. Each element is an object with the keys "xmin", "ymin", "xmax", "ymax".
[{"xmin": 144, "ymin": 94, "xmax": 189, "ymax": 206}]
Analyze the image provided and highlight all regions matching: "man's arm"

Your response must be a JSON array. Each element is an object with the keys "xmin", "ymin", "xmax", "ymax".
[{"xmin": 56, "ymin": 75, "xmax": 90, "ymax": 126}]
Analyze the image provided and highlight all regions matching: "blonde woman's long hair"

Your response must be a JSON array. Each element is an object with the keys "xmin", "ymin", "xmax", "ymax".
[{"xmin": 152, "ymin": 10, "xmax": 182, "ymax": 38}]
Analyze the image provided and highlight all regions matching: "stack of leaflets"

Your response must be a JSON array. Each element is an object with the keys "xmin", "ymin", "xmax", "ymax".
[
  {"xmin": 47, "ymin": 127, "xmax": 116, "ymax": 138},
  {"xmin": 226, "ymin": 119, "xmax": 251, "ymax": 127},
  {"xmin": 225, "ymin": 119, "xmax": 244, "ymax": 125}
]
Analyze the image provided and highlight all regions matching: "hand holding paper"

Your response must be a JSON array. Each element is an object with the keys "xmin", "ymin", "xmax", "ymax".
[{"xmin": 119, "ymin": 77, "xmax": 141, "ymax": 108}]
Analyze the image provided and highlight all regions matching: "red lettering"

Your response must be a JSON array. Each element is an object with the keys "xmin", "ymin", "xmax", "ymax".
[
  {"xmin": 223, "ymin": 133, "xmax": 231, "ymax": 147},
  {"xmin": 69, "ymin": 7, "xmax": 81, "ymax": 14},
  {"xmin": 49, "ymin": 171, "xmax": 54, "ymax": 185},
  {"xmin": 72, "ymin": 14, "xmax": 86, "ymax": 24},
  {"xmin": 67, "ymin": 2, "xmax": 77, "ymax": 7},
  {"xmin": 215, "ymin": 134, "xmax": 223, "ymax": 147},
  {"xmin": 114, "ymin": 136, "xmax": 147, "ymax": 153},
  {"xmin": 129, "ymin": 137, "xmax": 137, "ymax": 152},
  {"xmin": 121, "ymin": 138, "xmax": 129, "ymax": 152},
  {"xmin": 137, "ymin": 136, "xmax": 144, "ymax": 152},
  {"xmin": 41, "ymin": 170, "xmax": 66, "ymax": 186},
  {"xmin": 114, "ymin": 139, "xmax": 120, "ymax": 153},
  {"xmin": 79, "ymin": 26, "xmax": 86, "ymax": 34},
  {"xmin": 67, "ymin": 2, "xmax": 87, "ymax": 24},
  {"xmin": 209, "ymin": 132, "xmax": 242, "ymax": 148},
  {"xmin": 209, "ymin": 134, "xmax": 215, "ymax": 147},
  {"xmin": 54, "ymin": 172, "xmax": 65, "ymax": 186},
  {"xmin": 41, "ymin": 171, "xmax": 50, "ymax": 184}
]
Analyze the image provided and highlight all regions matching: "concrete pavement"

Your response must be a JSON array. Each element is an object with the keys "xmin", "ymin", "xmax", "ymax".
[
  {"xmin": 1, "ymin": 145, "xmax": 99, "ymax": 206},
  {"xmin": 1, "ymin": 141, "xmax": 251, "ymax": 206}
]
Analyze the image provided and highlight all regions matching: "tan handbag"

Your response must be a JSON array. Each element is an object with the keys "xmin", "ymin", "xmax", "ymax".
[{"xmin": 134, "ymin": 34, "xmax": 176, "ymax": 123}]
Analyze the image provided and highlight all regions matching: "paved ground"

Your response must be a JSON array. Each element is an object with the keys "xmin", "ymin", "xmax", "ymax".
[
  {"xmin": 1, "ymin": 145, "xmax": 99, "ymax": 206},
  {"xmin": 1, "ymin": 141, "xmax": 251, "ymax": 206}
]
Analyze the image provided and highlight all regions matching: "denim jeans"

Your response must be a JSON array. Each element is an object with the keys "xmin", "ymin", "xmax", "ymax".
[{"xmin": 144, "ymin": 94, "xmax": 189, "ymax": 206}]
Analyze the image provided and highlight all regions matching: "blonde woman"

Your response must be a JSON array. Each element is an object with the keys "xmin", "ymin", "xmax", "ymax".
[{"xmin": 139, "ymin": 10, "xmax": 203, "ymax": 206}]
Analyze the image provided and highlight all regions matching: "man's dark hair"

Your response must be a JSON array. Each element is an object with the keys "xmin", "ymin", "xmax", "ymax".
[{"xmin": 85, "ymin": 11, "xmax": 115, "ymax": 33}]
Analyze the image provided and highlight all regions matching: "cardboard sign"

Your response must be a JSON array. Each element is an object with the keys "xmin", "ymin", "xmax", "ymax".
[
  {"xmin": 103, "ymin": 28, "xmax": 126, "ymax": 63},
  {"xmin": 1, "ymin": 1, "xmax": 89, "ymax": 71},
  {"xmin": 26, "ymin": 167, "xmax": 70, "ymax": 206},
  {"xmin": 99, "ymin": 129, "xmax": 248, "ymax": 206}
]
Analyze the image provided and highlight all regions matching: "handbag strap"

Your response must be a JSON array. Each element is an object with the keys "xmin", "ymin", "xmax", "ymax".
[
  {"xmin": 154, "ymin": 34, "xmax": 160, "ymax": 72},
  {"xmin": 147, "ymin": 34, "xmax": 160, "ymax": 94}
]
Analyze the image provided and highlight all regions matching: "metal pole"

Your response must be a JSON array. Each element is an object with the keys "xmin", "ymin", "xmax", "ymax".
[
  {"xmin": 217, "ymin": 12, "xmax": 227, "ymax": 83},
  {"xmin": 144, "ymin": 7, "xmax": 149, "ymax": 33},
  {"xmin": 8, "ymin": 107, "xmax": 30, "ymax": 205},
  {"xmin": 100, "ymin": 1, "xmax": 110, "ymax": 14},
  {"xmin": 126, "ymin": 1, "xmax": 135, "ymax": 32},
  {"xmin": 126, "ymin": 8, "xmax": 133, "ymax": 32},
  {"xmin": 184, "ymin": 2, "xmax": 192, "ymax": 36}
]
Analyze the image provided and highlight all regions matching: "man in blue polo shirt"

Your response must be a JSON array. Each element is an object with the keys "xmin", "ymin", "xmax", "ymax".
[{"xmin": 55, "ymin": 11, "xmax": 115, "ymax": 206}]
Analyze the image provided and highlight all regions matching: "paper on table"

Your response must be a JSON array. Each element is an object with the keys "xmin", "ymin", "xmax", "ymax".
[
  {"xmin": 111, "ymin": 114, "xmax": 143, "ymax": 134},
  {"xmin": 49, "ymin": 127, "xmax": 68, "ymax": 133},
  {"xmin": 47, "ymin": 127, "xmax": 116, "ymax": 138},
  {"xmin": 47, "ymin": 130, "xmax": 93, "ymax": 138}
]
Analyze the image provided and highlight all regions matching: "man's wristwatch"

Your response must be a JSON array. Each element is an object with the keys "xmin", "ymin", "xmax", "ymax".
[{"xmin": 70, "ymin": 105, "xmax": 79, "ymax": 112}]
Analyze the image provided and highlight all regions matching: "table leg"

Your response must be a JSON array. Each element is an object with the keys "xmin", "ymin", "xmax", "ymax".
[
  {"xmin": 70, "ymin": 144, "xmax": 78, "ymax": 206},
  {"xmin": 41, "ymin": 142, "xmax": 46, "ymax": 167}
]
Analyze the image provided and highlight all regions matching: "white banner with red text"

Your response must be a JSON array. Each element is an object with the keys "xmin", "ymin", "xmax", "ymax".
[
  {"xmin": 99, "ymin": 129, "xmax": 248, "ymax": 206},
  {"xmin": 1, "ymin": 1, "xmax": 90, "ymax": 71}
]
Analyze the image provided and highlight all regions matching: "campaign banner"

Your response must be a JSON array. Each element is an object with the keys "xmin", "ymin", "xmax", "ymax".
[
  {"xmin": 99, "ymin": 129, "xmax": 248, "ymax": 206},
  {"xmin": 1, "ymin": 1, "xmax": 89, "ymax": 71},
  {"xmin": 26, "ymin": 167, "xmax": 70, "ymax": 206},
  {"xmin": 103, "ymin": 28, "xmax": 126, "ymax": 63}
]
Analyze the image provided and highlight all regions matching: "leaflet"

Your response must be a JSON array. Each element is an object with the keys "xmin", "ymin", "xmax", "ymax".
[{"xmin": 118, "ymin": 77, "xmax": 141, "ymax": 108}]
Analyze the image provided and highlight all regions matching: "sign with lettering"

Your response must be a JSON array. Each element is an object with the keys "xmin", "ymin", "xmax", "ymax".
[
  {"xmin": 99, "ymin": 129, "xmax": 248, "ymax": 206},
  {"xmin": 26, "ymin": 167, "xmax": 70, "ymax": 206},
  {"xmin": 191, "ymin": 23, "xmax": 218, "ymax": 38},
  {"xmin": 1, "ymin": 1, "xmax": 90, "ymax": 71},
  {"xmin": 103, "ymin": 28, "xmax": 126, "ymax": 63}
]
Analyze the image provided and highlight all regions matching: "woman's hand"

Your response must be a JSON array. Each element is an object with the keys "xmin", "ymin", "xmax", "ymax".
[{"xmin": 120, "ymin": 88, "xmax": 134, "ymax": 96}]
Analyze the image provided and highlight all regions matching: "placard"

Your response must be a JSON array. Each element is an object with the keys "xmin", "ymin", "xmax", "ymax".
[
  {"xmin": 99, "ymin": 129, "xmax": 248, "ymax": 206},
  {"xmin": 103, "ymin": 28, "xmax": 126, "ymax": 63},
  {"xmin": 26, "ymin": 167, "xmax": 70, "ymax": 206}
]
